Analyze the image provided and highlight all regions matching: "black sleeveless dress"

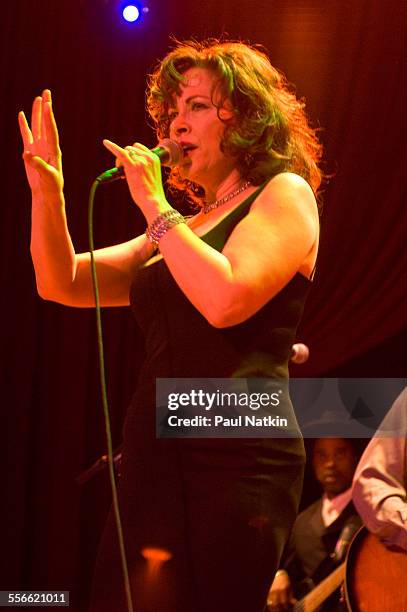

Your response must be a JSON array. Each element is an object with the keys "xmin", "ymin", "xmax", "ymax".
[{"xmin": 90, "ymin": 181, "xmax": 310, "ymax": 612}]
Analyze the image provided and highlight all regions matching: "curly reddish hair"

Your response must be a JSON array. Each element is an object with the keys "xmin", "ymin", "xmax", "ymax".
[{"xmin": 147, "ymin": 39, "xmax": 323, "ymax": 203}]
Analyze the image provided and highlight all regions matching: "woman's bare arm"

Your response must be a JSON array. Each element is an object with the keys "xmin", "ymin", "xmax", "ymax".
[{"xmin": 157, "ymin": 173, "xmax": 319, "ymax": 327}]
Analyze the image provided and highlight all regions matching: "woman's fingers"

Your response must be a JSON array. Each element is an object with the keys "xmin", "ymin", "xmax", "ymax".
[
  {"xmin": 42, "ymin": 89, "xmax": 51, "ymax": 104},
  {"xmin": 104, "ymin": 139, "xmax": 149, "ymax": 160},
  {"xmin": 27, "ymin": 90, "xmax": 58, "ymax": 148},
  {"xmin": 124, "ymin": 145, "xmax": 144, "ymax": 162},
  {"xmin": 31, "ymin": 96, "xmax": 42, "ymax": 141},
  {"xmin": 41, "ymin": 95, "xmax": 47, "ymax": 147},
  {"xmin": 19, "ymin": 90, "xmax": 61, "ymax": 169},
  {"xmin": 103, "ymin": 139, "xmax": 125, "ymax": 156},
  {"xmin": 131, "ymin": 142, "xmax": 150, "ymax": 153},
  {"xmin": 42, "ymin": 90, "xmax": 60, "ymax": 149},
  {"xmin": 18, "ymin": 111, "xmax": 33, "ymax": 148},
  {"xmin": 103, "ymin": 139, "xmax": 132, "ymax": 167},
  {"xmin": 23, "ymin": 151, "xmax": 49, "ymax": 171},
  {"xmin": 18, "ymin": 90, "xmax": 64, "ymax": 194}
]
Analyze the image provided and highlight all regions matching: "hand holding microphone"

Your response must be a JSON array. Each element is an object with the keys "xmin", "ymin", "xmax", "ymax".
[
  {"xmin": 98, "ymin": 138, "xmax": 182, "ymax": 183},
  {"xmin": 101, "ymin": 138, "xmax": 183, "ymax": 223}
]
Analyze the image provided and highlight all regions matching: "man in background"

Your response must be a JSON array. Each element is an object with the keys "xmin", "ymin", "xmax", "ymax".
[{"xmin": 267, "ymin": 437, "xmax": 362, "ymax": 611}]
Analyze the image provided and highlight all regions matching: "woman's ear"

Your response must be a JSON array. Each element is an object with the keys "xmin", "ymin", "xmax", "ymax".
[{"xmin": 218, "ymin": 105, "xmax": 235, "ymax": 121}]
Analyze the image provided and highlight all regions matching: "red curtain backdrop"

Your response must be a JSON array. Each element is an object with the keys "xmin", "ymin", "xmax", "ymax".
[{"xmin": 1, "ymin": 1, "xmax": 406, "ymax": 609}]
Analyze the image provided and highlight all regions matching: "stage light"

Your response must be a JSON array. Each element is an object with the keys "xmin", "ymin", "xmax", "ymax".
[{"xmin": 122, "ymin": 4, "xmax": 140, "ymax": 22}]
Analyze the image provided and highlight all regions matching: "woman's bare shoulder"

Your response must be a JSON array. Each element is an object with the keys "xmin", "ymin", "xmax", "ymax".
[{"xmin": 254, "ymin": 172, "xmax": 317, "ymax": 211}]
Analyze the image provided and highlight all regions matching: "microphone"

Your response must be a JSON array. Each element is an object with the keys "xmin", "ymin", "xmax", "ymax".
[
  {"xmin": 97, "ymin": 138, "xmax": 183, "ymax": 184},
  {"xmin": 290, "ymin": 343, "xmax": 310, "ymax": 364}
]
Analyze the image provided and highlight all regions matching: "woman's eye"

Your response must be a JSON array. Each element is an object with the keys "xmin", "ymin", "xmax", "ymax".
[
  {"xmin": 192, "ymin": 102, "xmax": 207, "ymax": 111},
  {"xmin": 168, "ymin": 111, "xmax": 178, "ymax": 121}
]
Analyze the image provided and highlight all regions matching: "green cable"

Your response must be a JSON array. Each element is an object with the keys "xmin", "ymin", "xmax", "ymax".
[{"xmin": 88, "ymin": 178, "xmax": 134, "ymax": 612}]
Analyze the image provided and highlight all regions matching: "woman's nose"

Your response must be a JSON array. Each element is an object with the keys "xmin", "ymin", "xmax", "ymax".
[{"xmin": 171, "ymin": 114, "xmax": 190, "ymax": 136}]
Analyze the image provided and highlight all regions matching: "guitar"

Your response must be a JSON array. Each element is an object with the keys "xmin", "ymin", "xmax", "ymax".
[
  {"xmin": 267, "ymin": 561, "xmax": 346, "ymax": 611},
  {"xmin": 290, "ymin": 561, "xmax": 345, "ymax": 611},
  {"xmin": 343, "ymin": 526, "xmax": 407, "ymax": 611},
  {"xmin": 276, "ymin": 518, "xmax": 361, "ymax": 612},
  {"xmin": 269, "ymin": 527, "xmax": 407, "ymax": 611}
]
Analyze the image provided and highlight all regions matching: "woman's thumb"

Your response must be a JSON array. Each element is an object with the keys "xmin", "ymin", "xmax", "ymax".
[{"xmin": 23, "ymin": 152, "xmax": 54, "ymax": 174}]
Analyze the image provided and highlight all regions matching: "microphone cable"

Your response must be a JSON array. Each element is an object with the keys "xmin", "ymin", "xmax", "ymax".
[{"xmin": 87, "ymin": 177, "xmax": 134, "ymax": 612}]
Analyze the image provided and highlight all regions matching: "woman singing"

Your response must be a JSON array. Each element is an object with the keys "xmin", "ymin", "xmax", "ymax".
[{"xmin": 19, "ymin": 39, "xmax": 322, "ymax": 612}]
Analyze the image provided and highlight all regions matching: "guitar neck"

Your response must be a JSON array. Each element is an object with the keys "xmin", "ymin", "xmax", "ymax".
[{"xmin": 294, "ymin": 562, "xmax": 345, "ymax": 612}]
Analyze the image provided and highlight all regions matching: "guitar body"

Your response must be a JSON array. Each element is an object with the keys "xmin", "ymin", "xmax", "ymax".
[{"xmin": 344, "ymin": 526, "xmax": 407, "ymax": 611}]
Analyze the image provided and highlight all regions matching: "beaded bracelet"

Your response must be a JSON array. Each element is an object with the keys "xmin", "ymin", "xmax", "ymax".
[{"xmin": 145, "ymin": 209, "xmax": 185, "ymax": 247}]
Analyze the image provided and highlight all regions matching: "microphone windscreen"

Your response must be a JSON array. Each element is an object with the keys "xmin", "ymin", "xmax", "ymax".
[{"xmin": 156, "ymin": 139, "xmax": 183, "ymax": 167}]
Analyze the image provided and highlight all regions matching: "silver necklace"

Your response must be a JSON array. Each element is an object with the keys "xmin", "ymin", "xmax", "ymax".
[{"xmin": 202, "ymin": 180, "xmax": 251, "ymax": 214}]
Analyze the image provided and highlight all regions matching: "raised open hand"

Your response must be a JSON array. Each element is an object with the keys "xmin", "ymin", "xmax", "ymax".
[{"xmin": 18, "ymin": 89, "xmax": 64, "ymax": 195}]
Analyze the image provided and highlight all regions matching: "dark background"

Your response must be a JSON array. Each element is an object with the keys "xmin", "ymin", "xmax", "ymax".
[{"xmin": 1, "ymin": 1, "xmax": 406, "ymax": 609}]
